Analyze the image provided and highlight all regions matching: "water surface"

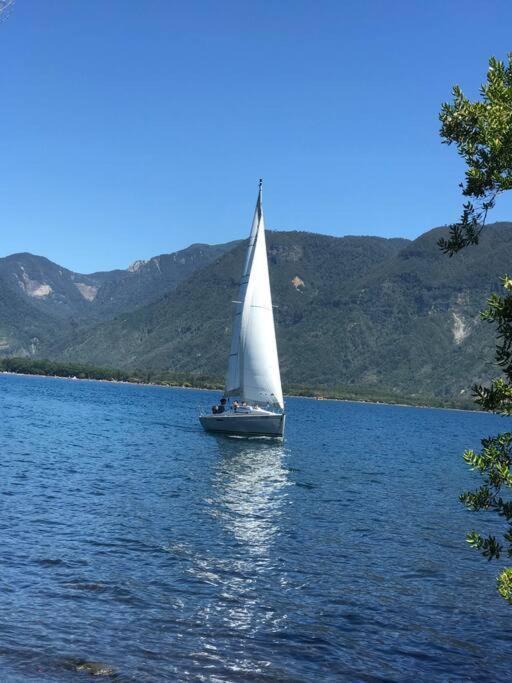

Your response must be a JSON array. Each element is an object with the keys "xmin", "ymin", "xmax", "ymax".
[{"xmin": 1, "ymin": 374, "xmax": 511, "ymax": 681}]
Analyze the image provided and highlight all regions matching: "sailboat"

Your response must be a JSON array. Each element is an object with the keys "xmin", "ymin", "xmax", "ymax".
[{"xmin": 199, "ymin": 181, "xmax": 285, "ymax": 437}]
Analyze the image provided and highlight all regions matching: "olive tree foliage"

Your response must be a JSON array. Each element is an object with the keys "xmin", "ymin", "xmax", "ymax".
[
  {"xmin": 438, "ymin": 54, "xmax": 512, "ymax": 256},
  {"xmin": 439, "ymin": 54, "xmax": 512, "ymax": 603},
  {"xmin": 462, "ymin": 280, "xmax": 512, "ymax": 603}
]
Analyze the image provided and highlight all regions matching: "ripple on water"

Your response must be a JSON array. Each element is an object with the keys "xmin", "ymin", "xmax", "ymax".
[{"xmin": 0, "ymin": 375, "xmax": 512, "ymax": 681}]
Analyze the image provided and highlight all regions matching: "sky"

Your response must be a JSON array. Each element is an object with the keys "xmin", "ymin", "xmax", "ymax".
[{"xmin": 1, "ymin": 0, "xmax": 512, "ymax": 272}]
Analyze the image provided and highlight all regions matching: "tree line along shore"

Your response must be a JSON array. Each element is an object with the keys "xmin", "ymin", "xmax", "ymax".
[{"xmin": 0, "ymin": 357, "xmax": 475, "ymax": 411}]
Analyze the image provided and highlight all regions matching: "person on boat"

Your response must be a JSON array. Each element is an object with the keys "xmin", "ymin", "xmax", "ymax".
[
  {"xmin": 212, "ymin": 398, "xmax": 227, "ymax": 414},
  {"xmin": 232, "ymin": 400, "xmax": 253, "ymax": 413}
]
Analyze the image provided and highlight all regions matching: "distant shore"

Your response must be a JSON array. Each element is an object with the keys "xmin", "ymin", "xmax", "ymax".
[{"xmin": 0, "ymin": 357, "xmax": 476, "ymax": 412}]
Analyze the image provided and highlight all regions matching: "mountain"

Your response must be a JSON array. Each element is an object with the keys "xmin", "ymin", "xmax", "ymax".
[
  {"xmin": 89, "ymin": 242, "xmax": 240, "ymax": 319},
  {"xmin": 0, "ymin": 252, "xmax": 120, "ymax": 320},
  {"xmin": 2, "ymin": 222, "xmax": 511, "ymax": 403},
  {"xmin": 0, "ymin": 241, "xmax": 237, "ymax": 355},
  {"xmin": 48, "ymin": 223, "xmax": 512, "ymax": 402},
  {"xmin": 49, "ymin": 232, "xmax": 408, "ymax": 373},
  {"xmin": 0, "ymin": 280, "xmax": 63, "ymax": 356}
]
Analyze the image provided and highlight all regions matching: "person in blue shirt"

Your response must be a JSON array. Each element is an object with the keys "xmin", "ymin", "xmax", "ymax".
[{"xmin": 212, "ymin": 398, "xmax": 227, "ymax": 414}]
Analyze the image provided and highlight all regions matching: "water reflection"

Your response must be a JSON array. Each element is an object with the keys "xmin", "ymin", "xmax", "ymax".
[
  {"xmin": 210, "ymin": 436, "xmax": 290, "ymax": 558},
  {"xmin": 187, "ymin": 437, "xmax": 291, "ymax": 663}
]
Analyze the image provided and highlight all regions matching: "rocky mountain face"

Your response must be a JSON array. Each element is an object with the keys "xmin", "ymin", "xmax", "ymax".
[
  {"xmin": 0, "ymin": 222, "xmax": 510, "ymax": 402},
  {"xmin": 0, "ymin": 241, "xmax": 237, "ymax": 356},
  {"xmin": 89, "ymin": 242, "xmax": 240, "ymax": 319},
  {"xmin": 0, "ymin": 252, "xmax": 119, "ymax": 319}
]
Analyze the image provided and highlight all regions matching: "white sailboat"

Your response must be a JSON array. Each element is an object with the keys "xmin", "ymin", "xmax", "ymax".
[{"xmin": 199, "ymin": 181, "xmax": 285, "ymax": 437}]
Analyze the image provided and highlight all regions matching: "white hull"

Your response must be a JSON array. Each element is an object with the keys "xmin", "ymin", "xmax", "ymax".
[{"xmin": 200, "ymin": 412, "xmax": 285, "ymax": 437}]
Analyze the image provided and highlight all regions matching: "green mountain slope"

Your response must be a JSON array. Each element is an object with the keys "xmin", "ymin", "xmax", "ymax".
[
  {"xmin": 280, "ymin": 224, "xmax": 510, "ymax": 399},
  {"xmin": 45, "ymin": 231, "xmax": 405, "ymax": 375},
  {"xmin": 90, "ymin": 242, "xmax": 239, "ymax": 318},
  {"xmin": 0, "ymin": 252, "xmax": 119, "ymax": 320},
  {"xmin": 0, "ymin": 279, "xmax": 63, "ymax": 356},
  {"xmin": 50, "ymin": 224, "xmax": 512, "ymax": 402},
  {"xmin": 3, "ymin": 223, "xmax": 511, "ymax": 403},
  {"xmin": 50, "ymin": 231, "xmax": 405, "ymax": 369},
  {"xmin": 0, "ymin": 242, "xmax": 237, "ymax": 355}
]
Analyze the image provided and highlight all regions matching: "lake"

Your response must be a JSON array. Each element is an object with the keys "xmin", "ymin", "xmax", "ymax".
[{"xmin": 1, "ymin": 373, "xmax": 511, "ymax": 681}]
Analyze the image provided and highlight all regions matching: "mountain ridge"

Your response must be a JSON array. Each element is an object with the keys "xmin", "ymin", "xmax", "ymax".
[
  {"xmin": 0, "ymin": 240, "xmax": 238, "ymax": 355},
  {"xmin": 0, "ymin": 222, "xmax": 510, "ymax": 403}
]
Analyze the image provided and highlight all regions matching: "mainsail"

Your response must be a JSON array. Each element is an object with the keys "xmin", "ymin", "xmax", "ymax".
[{"xmin": 224, "ymin": 182, "xmax": 284, "ymax": 409}]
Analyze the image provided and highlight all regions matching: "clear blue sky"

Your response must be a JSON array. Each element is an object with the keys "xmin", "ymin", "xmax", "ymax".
[{"xmin": 1, "ymin": 0, "xmax": 512, "ymax": 272}]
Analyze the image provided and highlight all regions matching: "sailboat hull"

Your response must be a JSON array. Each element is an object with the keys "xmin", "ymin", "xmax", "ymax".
[{"xmin": 199, "ymin": 412, "xmax": 285, "ymax": 437}]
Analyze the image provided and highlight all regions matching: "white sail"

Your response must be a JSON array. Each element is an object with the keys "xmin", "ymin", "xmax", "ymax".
[
  {"xmin": 224, "ymin": 184, "xmax": 284, "ymax": 410},
  {"xmin": 224, "ymin": 194, "xmax": 259, "ymax": 397}
]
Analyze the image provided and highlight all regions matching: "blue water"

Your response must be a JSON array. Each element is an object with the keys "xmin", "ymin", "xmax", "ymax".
[{"xmin": 1, "ymin": 374, "xmax": 511, "ymax": 681}]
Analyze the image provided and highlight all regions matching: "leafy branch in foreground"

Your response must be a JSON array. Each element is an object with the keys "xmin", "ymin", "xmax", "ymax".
[
  {"xmin": 460, "ymin": 432, "xmax": 512, "ymax": 602},
  {"xmin": 460, "ymin": 279, "xmax": 512, "ymax": 603},
  {"xmin": 439, "ymin": 54, "xmax": 512, "ymax": 603},
  {"xmin": 438, "ymin": 54, "xmax": 512, "ymax": 256},
  {"xmin": 473, "ymin": 277, "xmax": 512, "ymax": 414}
]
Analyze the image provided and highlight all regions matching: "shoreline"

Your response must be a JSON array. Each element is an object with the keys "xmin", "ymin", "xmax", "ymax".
[
  {"xmin": 0, "ymin": 369, "xmax": 216, "ymax": 392},
  {"xmin": 0, "ymin": 368, "xmax": 478, "ymax": 413}
]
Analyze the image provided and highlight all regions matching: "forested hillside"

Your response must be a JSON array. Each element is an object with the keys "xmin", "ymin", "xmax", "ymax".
[
  {"xmin": 0, "ymin": 242, "xmax": 236, "ymax": 355},
  {"xmin": 41, "ymin": 222, "xmax": 512, "ymax": 403}
]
